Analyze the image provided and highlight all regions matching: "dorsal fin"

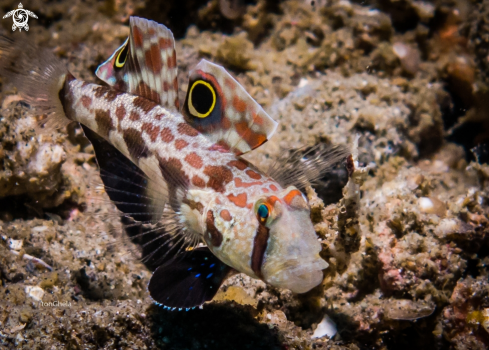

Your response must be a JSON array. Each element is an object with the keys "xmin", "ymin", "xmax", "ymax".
[
  {"xmin": 182, "ymin": 59, "xmax": 277, "ymax": 156},
  {"xmin": 95, "ymin": 16, "xmax": 179, "ymax": 110}
]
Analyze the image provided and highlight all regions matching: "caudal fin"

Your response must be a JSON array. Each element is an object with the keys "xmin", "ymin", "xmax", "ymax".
[{"xmin": 0, "ymin": 36, "xmax": 71, "ymax": 131}]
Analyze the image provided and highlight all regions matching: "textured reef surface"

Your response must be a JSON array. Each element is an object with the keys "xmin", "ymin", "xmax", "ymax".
[{"xmin": 1, "ymin": 0, "xmax": 489, "ymax": 349}]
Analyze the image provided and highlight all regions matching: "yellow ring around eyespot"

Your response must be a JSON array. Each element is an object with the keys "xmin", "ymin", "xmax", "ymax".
[
  {"xmin": 115, "ymin": 42, "xmax": 128, "ymax": 68},
  {"xmin": 188, "ymin": 80, "xmax": 216, "ymax": 118}
]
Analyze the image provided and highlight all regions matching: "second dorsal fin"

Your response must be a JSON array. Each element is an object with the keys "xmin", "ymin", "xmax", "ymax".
[
  {"xmin": 182, "ymin": 60, "xmax": 277, "ymax": 156},
  {"xmin": 95, "ymin": 16, "xmax": 179, "ymax": 110}
]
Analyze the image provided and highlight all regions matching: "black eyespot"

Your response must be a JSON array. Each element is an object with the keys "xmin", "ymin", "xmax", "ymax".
[
  {"xmin": 115, "ymin": 40, "xmax": 129, "ymax": 69},
  {"xmin": 188, "ymin": 80, "xmax": 216, "ymax": 118}
]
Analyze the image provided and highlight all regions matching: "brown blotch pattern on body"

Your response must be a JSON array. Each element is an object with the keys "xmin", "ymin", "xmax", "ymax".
[
  {"xmin": 185, "ymin": 153, "xmax": 203, "ymax": 169},
  {"xmin": 94, "ymin": 109, "xmax": 114, "ymax": 137},
  {"xmin": 133, "ymin": 96, "xmax": 156, "ymax": 113},
  {"xmin": 204, "ymin": 165, "xmax": 233, "ymax": 193},
  {"xmin": 93, "ymin": 86, "xmax": 110, "ymax": 99},
  {"xmin": 142, "ymin": 123, "xmax": 160, "ymax": 142},
  {"xmin": 81, "ymin": 96, "xmax": 92, "ymax": 109},
  {"xmin": 227, "ymin": 192, "xmax": 248, "ymax": 208},
  {"xmin": 246, "ymin": 169, "xmax": 262, "ymax": 180},
  {"xmin": 115, "ymin": 105, "xmax": 126, "ymax": 121},
  {"xmin": 158, "ymin": 157, "xmax": 189, "ymax": 210},
  {"xmin": 175, "ymin": 139, "xmax": 189, "ymax": 150},
  {"xmin": 160, "ymin": 127, "xmax": 174, "ymax": 143},
  {"xmin": 227, "ymin": 160, "xmax": 248, "ymax": 171},
  {"xmin": 206, "ymin": 210, "xmax": 223, "ymax": 247},
  {"xmin": 129, "ymin": 110, "xmax": 140, "ymax": 121},
  {"xmin": 104, "ymin": 89, "xmax": 123, "ymax": 102},
  {"xmin": 192, "ymin": 175, "xmax": 206, "ymax": 188},
  {"xmin": 177, "ymin": 123, "xmax": 199, "ymax": 137},
  {"xmin": 183, "ymin": 199, "xmax": 204, "ymax": 214},
  {"xmin": 220, "ymin": 209, "xmax": 232, "ymax": 222},
  {"xmin": 123, "ymin": 128, "xmax": 150, "ymax": 159},
  {"xmin": 251, "ymin": 224, "xmax": 270, "ymax": 279}
]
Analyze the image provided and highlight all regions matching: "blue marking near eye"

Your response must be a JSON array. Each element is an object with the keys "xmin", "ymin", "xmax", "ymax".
[
  {"xmin": 195, "ymin": 274, "xmax": 201, "ymax": 278},
  {"xmin": 206, "ymin": 273, "xmax": 213, "ymax": 279},
  {"xmin": 258, "ymin": 204, "xmax": 269, "ymax": 219},
  {"xmin": 210, "ymin": 264, "xmax": 215, "ymax": 268}
]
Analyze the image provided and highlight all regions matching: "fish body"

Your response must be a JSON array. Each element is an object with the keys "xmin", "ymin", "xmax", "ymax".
[{"xmin": 0, "ymin": 17, "xmax": 348, "ymax": 309}]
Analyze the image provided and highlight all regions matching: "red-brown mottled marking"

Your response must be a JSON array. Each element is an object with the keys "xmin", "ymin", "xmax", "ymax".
[
  {"xmin": 220, "ymin": 209, "xmax": 232, "ymax": 222},
  {"xmin": 232, "ymin": 95, "xmax": 247, "ymax": 113},
  {"xmin": 129, "ymin": 110, "xmax": 140, "ymax": 121},
  {"xmin": 175, "ymin": 139, "xmax": 189, "ymax": 150},
  {"xmin": 160, "ymin": 127, "xmax": 174, "ymax": 143},
  {"xmin": 145, "ymin": 44, "xmax": 163, "ymax": 74},
  {"xmin": 142, "ymin": 123, "xmax": 160, "ymax": 142},
  {"xmin": 192, "ymin": 175, "xmax": 205, "ymax": 188},
  {"xmin": 115, "ymin": 105, "xmax": 126, "ymax": 121},
  {"xmin": 204, "ymin": 165, "xmax": 233, "ymax": 193},
  {"xmin": 94, "ymin": 109, "xmax": 114, "ymax": 137},
  {"xmin": 227, "ymin": 160, "xmax": 248, "ymax": 170},
  {"xmin": 132, "ymin": 25, "xmax": 143, "ymax": 47},
  {"xmin": 136, "ymin": 81, "xmax": 161, "ymax": 104},
  {"xmin": 185, "ymin": 153, "xmax": 203, "ymax": 169},
  {"xmin": 270, "ymin": 184, "xmax": 278, "ymax": 191},
  {"xmin": 183, "ymin": 199, "xmax": 204, "ymax": 214},
  {"xmin": 159, "ymin": 37, "xmax": 172, "ymax": 49},
  {"xmin": 227, "ymin": 193, "xmax": 248, "ymax": 208},
  {"xmin": 206, "ymin": 210, "xmax": 223, "ymax": 247},
  {"xmin": 234, "ymin": 178, "xmax": 263, "ymax": 188},
  {"xmin": 81, "ymin": 96, "xmax": 92, "ymax": 109},
  {"xmin": 133, "ymin": 96, "xmax": 156, "ymax": 113},
  {"xmin": 246, "ymin": 169, "xmax": 261, "ymax": 180},
  {"xmin": 123, "ymin": 128, "xmax": 149, "ymax": 159},
  {"xmin": 177, "ymin": 123, "xmax": 199, "ymax": 137},
  {"xmin": 283, "ymin": 189, "xmax": 303, "ymax": 206},
  {"xmin": 167, "ymin": 51, "xmax": 177, "ymax": 69}
]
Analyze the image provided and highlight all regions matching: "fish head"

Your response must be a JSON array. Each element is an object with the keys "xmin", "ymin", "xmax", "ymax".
[
  {"xmin": 254, "ymin": 186, "xmax": 328, "ymax": 293},
  {"xmin": 206, "ymin": 186, "xmax": 327, "ymax": 294}
]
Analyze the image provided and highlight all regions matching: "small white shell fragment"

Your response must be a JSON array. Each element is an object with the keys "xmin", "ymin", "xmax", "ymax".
[
  {"xmin": 8, "ymin": 239, "xmax": 23, "ymax": 251},
  {"xmin": 312, "ymin": 314, "xmax": 337, "ymax": 339},
  {"xmin": 384, "ymin": 299, "xmax": 435, "ymax": 320},
  {"xmin": 25, "ymin": 285, "xmax": 44, "ymax": 301},
  {"xmin": 418, "ymin": 197, "xmax": 446, "ymax": 216}
]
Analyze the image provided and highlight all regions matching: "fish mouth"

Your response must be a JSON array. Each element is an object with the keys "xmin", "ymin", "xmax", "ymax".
[{"xmin": 263, "ymin": 257, "xmax": 328, "ymax": 294}]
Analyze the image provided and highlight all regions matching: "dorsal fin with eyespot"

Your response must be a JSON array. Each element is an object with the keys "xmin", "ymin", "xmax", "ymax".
[
  {"xmin": 95, "ymin": 16, "xmax": 179, "ymax": 110},
  {"xmin": 182, "ymin": 59, "xmax": 277, "ymax": 156}
]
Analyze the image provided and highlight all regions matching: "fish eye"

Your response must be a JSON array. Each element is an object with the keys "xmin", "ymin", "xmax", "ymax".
[
  {"xmin": 257, "ymin": 203, "xmax": 270, "ymax": 223},
  {"xmin": 115, "ymin": 39, "xmax": 129, "ymax": 69},
  {"xmin": 188, "ymin": 80, "xmax": 216, "ymax": 118}
]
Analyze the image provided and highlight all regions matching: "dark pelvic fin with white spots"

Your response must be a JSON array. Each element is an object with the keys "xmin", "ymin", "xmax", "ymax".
[
  {"xmin": 95, "ymin": 16, "xmax": 179, "ymax": 110},
  {"xmin": 182, "ymin": 59, "xmax": 277, "ymax": 156},
  {"xmin": 148, "ymin": 247, "xmax": 231, "ymax": 309},
  {"xmin": 267, "ymin": 143, "xmax": 351, "ymax": 192}
]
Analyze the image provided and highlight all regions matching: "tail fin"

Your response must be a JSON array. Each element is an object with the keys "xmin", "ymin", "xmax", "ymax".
[{"xmin": 0, "ymin": 36, "xmax": 71, "ymax": 131}]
